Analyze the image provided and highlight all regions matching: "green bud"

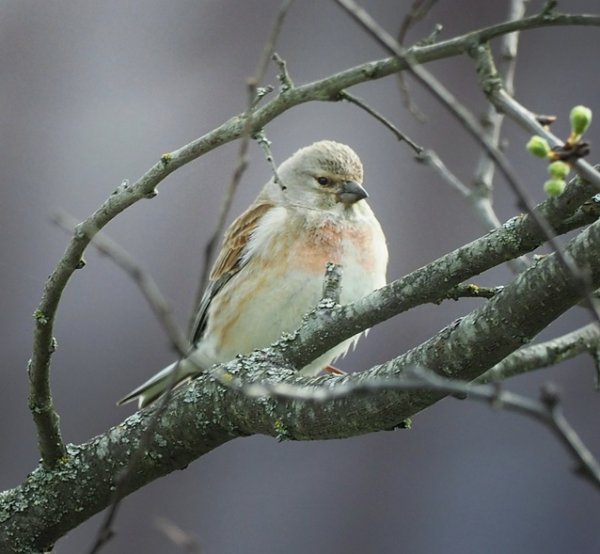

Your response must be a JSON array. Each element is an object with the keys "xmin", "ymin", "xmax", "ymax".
[
  {"xmin": 526, "ymin": 135, "xmax": 551, "ymax": 158},
  {"xmin": 570, "ymin": 105, "xmax": 592, "ymax": 136},
  {"xmin": 544, "ymin": 178, "xmax": 566, "ymax": 197},
  {"xmin": 547, "ymin": 160, "xmax": 570, "ymax": 180}
]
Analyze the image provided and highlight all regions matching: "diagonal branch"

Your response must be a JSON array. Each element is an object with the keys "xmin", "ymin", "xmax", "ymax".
[{"xmin": 240, "ymin": 367, "xmax": 600, "ymax": 489}]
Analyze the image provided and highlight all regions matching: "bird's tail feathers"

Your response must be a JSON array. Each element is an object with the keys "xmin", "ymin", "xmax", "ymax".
[{"xmin": 117, "ymin": 359, "xmax": 198, "ymax": 409}]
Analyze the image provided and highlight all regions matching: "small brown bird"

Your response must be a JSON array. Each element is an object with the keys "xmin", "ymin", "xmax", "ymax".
[{"xmin": 119, "ymin": 140, "xmax": 388, "ymax": 408}]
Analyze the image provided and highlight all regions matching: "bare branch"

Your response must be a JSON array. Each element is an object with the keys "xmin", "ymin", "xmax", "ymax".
[
  {"xmin": 469, "ymin": 0, "xmax": 530, "ymax": 273},
  {"xmin": 477, "ymin": 322, "xmax": 600, "ymax": 384},
  {"xmin": 472, "ymin": 0, "xmax": 526, "ymax": 198},
  {"xmin": 416, "ymin": 148, "xmax": 471, "ymax": 196},
  {"xmin": 396, "ymin": 0, "xmax": 439, "ymax": 120},
  {"xmin": 254, "ymin": 129, "xmax": 283, "ymax": 187},
  {"xmin": 50, "ymin": 214, "xmax": 193, "ymax": 554},
  {"xmin": 241, "ymin": 366, "xmax": 600, "ymax": 489},
  {"xmin": 339, "ymin": 90, "xmax": 422, "ymax": 154},
  {"xmin": 7, "ymin": 6, "xmax": 600, "ymax": 552},
  {"xmin": 7, "ymin": 191, "xmax": 600, "ymax": 550},
  {"xmin": 53, "ymin": 213, "xmax": 189, "ymax": 357}
]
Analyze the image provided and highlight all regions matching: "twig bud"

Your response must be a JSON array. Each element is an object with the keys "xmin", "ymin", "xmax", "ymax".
[
  {"xmin": 544, "ymin": 178, "xmax": 566, "ymax": 197},
  {"xmin": 570, "ymin": 105, "xmax": 592, "ymax": 137},
  {"xmin": 526, "ymin": 135, "xmax": 551, "ymax": 158},
  {"xmin": 547, "ymin": 160, "xmax": 570, "ymax": 180}
]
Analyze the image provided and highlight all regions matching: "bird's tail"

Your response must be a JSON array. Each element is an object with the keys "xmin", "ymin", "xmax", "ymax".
[{"xmin": 117, "ymin": 359, "xmax": 198, "ymax": 409}]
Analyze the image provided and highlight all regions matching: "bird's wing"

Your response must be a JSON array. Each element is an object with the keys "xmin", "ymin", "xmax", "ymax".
[{"xmin": 191, "ymin": 201, "xmax": 274, "ymax": 345}]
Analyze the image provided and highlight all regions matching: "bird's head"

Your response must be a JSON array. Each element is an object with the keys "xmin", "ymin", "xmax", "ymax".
[{"xmin": 272, "ymin": 140, "xmax": 368, "ymax": 211}]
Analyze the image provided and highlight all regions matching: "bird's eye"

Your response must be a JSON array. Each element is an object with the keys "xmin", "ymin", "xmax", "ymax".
[{"xmin": 316, "ymin": 176, "xmax": 331, "ymax": 186}]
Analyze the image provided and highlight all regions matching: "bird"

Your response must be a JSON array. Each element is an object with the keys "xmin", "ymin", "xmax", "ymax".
[{"xmin": 118, "ymin": 140, "xmax": 388, "ymax": 408}]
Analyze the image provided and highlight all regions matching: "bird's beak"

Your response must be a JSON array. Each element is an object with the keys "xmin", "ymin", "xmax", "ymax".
[{"xmin": 337, "ymin": 180, "xmax": 368, "ymax": 205}]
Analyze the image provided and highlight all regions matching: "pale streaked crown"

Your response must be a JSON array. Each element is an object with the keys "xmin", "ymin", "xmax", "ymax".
[
  {"xmin": 288, "ymin": 140, "xmax": 364, "ymax": 183},
  {"xmin": 263, "ymin": 140, "xmax": 366, "ymax": 210}
]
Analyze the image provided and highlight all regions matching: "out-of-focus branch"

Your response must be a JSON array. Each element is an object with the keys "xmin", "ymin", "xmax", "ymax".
[
  {"xmin": 338, "ymin": 91, "xmax": 478, "ymax": 205},
  {"xmin": 155, "ymin": 517, "xmax": 203, "ymax": 554},
  {"xmin": 472, "ymin": 0, "xmax": 527, "ymax": 202},
  {"xmin": 53, "ymin": 213, "xmax": 189, "ymax": 357},
  {"xmin": 51, "ymin": 213, "xmax": 193, "ymax": 554},
  {"xmin": 470, "ymin": 0, "xmax": 530, "ymax": 272},
  {"xmin": 395, "ymin": 0, "xmax": 438, "ymax": 120}
]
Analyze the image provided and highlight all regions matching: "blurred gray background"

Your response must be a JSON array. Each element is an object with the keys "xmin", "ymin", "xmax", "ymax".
[{"xmin": 2, "ymin": 1, "xmax": 599, "ymax": 552}]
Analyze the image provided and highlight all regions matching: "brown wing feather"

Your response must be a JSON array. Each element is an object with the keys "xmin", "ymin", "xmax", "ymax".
[
  {"xmin": 209, "ymin": 201, "xmax": 273, "ymax": 280},
  {"xmin": 191, "ymin": 201, "xmax": 273, "ymax": 345}
]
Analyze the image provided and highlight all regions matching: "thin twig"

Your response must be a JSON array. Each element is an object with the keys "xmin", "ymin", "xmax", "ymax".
[
  {"xmin": 474, "ymin": 45, "xmax": 600, "ymax": 189},
  {"xmin": 476, "ymin": 322, "xmax": 600, "ymax": 384},
  {"xmin": 416, "ymin": 149, "xmax": 471, "ymax": 196},
  {"xmin": 396, "ymin": 0, "xmax": 438, "ymax": 120},
  {"xmin": 234, "ymin": 366, "xmax": 600, "ymax": 489},
  {"xmin": 254, "ymin": 129, "xmax": 283, "ymax": 187},
  {"xmin": 339, "ymin": 91, "xmax": 422, "ymax": 154},
  {"xmin": 339, "ymin": 90, "xmax": 476, "ymax": 199}
]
